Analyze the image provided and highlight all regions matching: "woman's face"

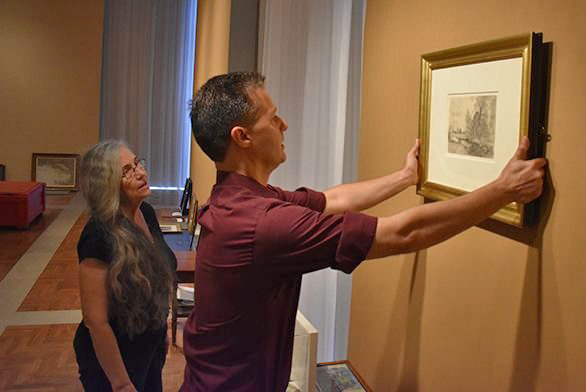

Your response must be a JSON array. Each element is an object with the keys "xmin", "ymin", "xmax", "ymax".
[{"xmin": 119, "ymin": 146, "xmax": 151, "ymax": 207}]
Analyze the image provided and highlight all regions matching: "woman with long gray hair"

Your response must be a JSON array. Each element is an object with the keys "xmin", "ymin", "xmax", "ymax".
[{"xmin": 73, "ymin": 141, "xmax": 176, "ymax": 392}]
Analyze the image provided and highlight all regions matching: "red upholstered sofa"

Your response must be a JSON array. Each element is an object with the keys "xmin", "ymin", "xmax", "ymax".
[{"xmin": 0, "ymin": 182, "xmax": 46, "ymax": 228}]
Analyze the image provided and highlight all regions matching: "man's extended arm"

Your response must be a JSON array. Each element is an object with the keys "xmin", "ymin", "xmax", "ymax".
[
  {"xmin": 366, "ymin": 137, "xmax": 546, "ymax": 259},
  {"xmin": 323, "ymin": 139, "xmax": 420, "ymax": 215}
]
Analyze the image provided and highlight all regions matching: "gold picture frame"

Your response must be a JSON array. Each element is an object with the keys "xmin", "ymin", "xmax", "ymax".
[
  {"xmin": 417, "ymin": 32, "xmax": 548, "ymax": 227},
  {"xmin": 31, "ymin": 153, "xmax": 80, "ymax": 191}
]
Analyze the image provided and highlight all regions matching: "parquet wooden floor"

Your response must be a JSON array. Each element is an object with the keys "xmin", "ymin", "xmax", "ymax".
[
  {"xmin": 17, "ymin": 212, "xmax": 89, "ymax": 312},
  {"xmin": 0, "ymin": 322, "xmax": 187, "ymax": 392},
  {"xmin": 0, "ymin": 209, "xmax": 61, "ymax": 282},
  {"xmin": 0, "ymin": 324, "xmax": 82, "ymax": 391}
]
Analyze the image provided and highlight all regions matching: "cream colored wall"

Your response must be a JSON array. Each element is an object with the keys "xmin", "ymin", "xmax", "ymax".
[
  {"xmin": 348, "ymin": 0, "xmax": 586, "ymax": 390},
  {"xmin": 189, "ymin": 0, "xmax": 231, "ymax": 203},
  {"xmin": 0, "ymin": 0, "xmax": 103, "ymax": 182}
]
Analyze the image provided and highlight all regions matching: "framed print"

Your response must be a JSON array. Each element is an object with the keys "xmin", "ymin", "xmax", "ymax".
[
  {"xmin": 316, "ymin": 360, "xmax": 372, "ymax": 392},
  {"xmin": 417, "ymin": 32, "xmax": 548, "ymax": 227},
  {"xmin": 31, "ymin": 153, "xmax": 80, "ymax": 191}
]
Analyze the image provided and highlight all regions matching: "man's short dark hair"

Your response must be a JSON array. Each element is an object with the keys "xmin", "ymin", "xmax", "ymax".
[{"xmin": 190, "ymin": 72, "xmax": 266, "ymax": 162}]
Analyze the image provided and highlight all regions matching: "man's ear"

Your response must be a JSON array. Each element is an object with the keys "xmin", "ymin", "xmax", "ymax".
[{"xmin": 230, "ymin": 126, "xmax": 252, "ymax": 148}]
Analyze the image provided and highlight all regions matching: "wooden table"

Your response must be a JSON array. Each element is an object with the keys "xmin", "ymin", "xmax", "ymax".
[
  {"xmin": 158, "ymin": 207, "xmax": 196, "ymax": 251},
  {"xmin": 175, "ymin": 250, "xmax": 196, "ymax": 283},
  {"xmin": 156, "ymin": 207, "xmax": 197, "ymax": 343},
  {"xmin": 172, "ymin": 250, "xmax": 195, "ymax": 344}
]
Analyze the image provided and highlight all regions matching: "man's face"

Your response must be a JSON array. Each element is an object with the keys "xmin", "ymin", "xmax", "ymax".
[{"xmin": 247, "ymin": 88, "xmax": 288, "ymax": 171}]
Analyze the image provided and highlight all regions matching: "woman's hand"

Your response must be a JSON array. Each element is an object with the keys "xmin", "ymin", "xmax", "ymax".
[{"xmin": 113, "ymin": 382, "xmax": 137, "ymax": 392}]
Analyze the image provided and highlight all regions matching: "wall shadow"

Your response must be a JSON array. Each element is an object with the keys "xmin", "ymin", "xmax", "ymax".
[
  {"xmin": 395, "ymin": 250, "xmax": 427, "ymax": 391},
  {"xmin": 508, "ymin": 164, "xmax": 563, "ymax": 390},
  {"xmin": 508, "ymin": 239, "xmax": 541, "ymax": 391},
  {"xmin": 373, "ymin": 251, "xmax": 423, "ymax": 390}
]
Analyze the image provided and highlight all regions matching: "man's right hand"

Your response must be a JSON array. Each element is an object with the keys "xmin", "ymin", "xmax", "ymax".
[{"xmin": 497, "ymin": 136, "xmax": 547, "ymax": 204}]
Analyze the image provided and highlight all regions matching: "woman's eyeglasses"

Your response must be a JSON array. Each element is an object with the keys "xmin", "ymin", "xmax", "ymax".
[{"xmin": 122, "ymin": 159, "xmax": 146, "ymax": 180}]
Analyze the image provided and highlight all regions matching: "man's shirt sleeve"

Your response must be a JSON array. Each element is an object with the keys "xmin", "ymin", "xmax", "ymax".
[
  {"xmin": 254, "ymin": 202, "xmax": 377, "ymax": 276},
  {"xmin": 267, "ymin": 185, "xmax": 326, "ymax": 212}
]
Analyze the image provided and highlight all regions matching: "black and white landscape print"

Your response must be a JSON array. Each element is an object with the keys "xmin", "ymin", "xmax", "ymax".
[{"xmin": 448, "ymin": 94, "xmax": 497, "ymax": 159}]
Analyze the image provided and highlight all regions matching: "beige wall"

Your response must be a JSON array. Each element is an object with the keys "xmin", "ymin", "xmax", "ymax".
[
  {"xmin": 349, "ymin": 0, "xmax": 586, "ymax": 390},
  {"xmin": 190, "ymin": 0, "xmax": 231, "ymax": 203},
  {"xmin": 0, "ymin": 0, "xmax": 103, "ymax": 181}
]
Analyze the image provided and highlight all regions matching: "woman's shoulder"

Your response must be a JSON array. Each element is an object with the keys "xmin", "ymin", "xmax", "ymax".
[
  {"xmin": 140, "ymin": 201, "xmax": 159, "ymax": 226},
  {"xmin": 79, "ymin": 216, "xmax": 109, "ymax": 240},
  {"xmin": 77, "ymin": 216, "xmax": 113, "ymax": 263},
  {"xmin": 140, "ymin": 201, "xmax": 156, "ymax": 215}
]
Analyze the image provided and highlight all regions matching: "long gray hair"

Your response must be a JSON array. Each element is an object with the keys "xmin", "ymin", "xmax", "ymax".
[{"xmin": 80, "ymin": 141, "xmax": 173, "ymax": 338}]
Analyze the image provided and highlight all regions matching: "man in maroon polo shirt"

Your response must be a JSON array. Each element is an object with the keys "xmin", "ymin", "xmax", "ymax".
[{"xmin": 181, "ymin": 72, "xmax": 546, "ymax": 391}]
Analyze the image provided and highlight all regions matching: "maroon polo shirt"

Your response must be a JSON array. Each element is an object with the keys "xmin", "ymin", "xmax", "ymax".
[{"xmin": 181, "ymin": 171, "xmax": 377, "ymax": 392}]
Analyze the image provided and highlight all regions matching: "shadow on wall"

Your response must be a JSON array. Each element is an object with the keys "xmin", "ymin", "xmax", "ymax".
[
  {"xmin": 509, "ymin": 162, "xmax": 566, "ymax": 390},
  {"xmin": 380, "ymin": 172, "xmax": 558, "ymax": 391},
  {"xmin": 396, "ymin": 250, "xmax": 426, "ymax": 391},
  {"xmin": 373, "ymin": 250, "xmax": 426, "ymax": 391}
]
